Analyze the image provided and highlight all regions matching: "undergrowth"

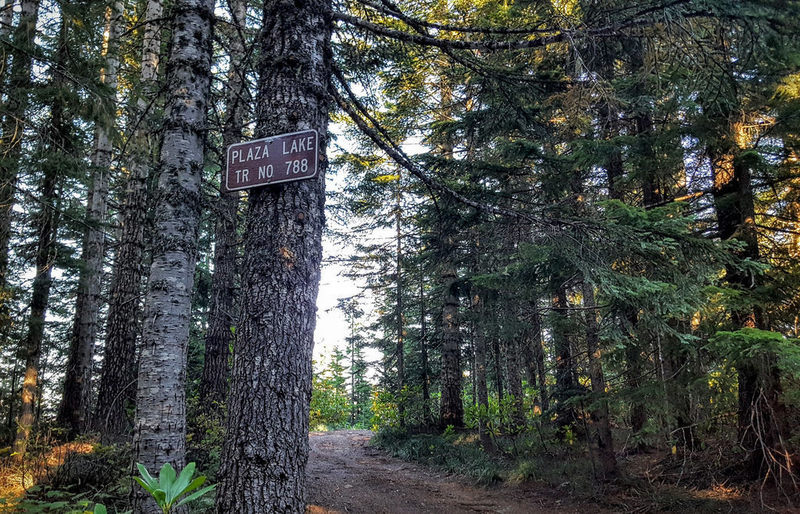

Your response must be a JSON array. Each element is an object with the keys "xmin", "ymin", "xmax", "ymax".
[
  {"xmin": 370, "ymin": 426, "xmax": 598, "ymax": 490},
  {"xmin": 371, "ymin": 427, "xmax": 503, "ymax": 485},
  {"xmin": 370, "ymin": 427, "xmax": 768, "ymax": 512}
]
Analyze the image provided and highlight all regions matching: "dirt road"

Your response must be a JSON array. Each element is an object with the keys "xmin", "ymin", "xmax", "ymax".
[{"xmin": 305, "ymin": 430, "xmax": 597, "ymax": 514}]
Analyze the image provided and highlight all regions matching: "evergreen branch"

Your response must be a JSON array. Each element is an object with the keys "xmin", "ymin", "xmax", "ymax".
[
  {"xmin": 355, "ymin": 0, "xmax": 554, "ymax": 35},
  {"xmin": 333, "ymin": 11, "xmax": 567, "ymax": 50},
  {"xmin": 331, "ymin": 66, "xmax": 536, "ymax": 223},
  {"xmin": 333, "ymin": 5, "xmax": 708, "ymax": 52}
]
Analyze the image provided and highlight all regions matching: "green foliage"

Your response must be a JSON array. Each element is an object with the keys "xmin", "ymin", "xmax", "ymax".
[
  {"xmin": 310, "ymin": 357, "xmax": 351, "ymax": 430},
  {"xmin": 371, "ymin": 428, "xmax": 502, "ymax": 485},
  {"xmin": 133, "ymin": 462, "xmax": 215, "ymax": 514},
  {"xmin": 369, "ymin": 389, "xmax": 399, "ymax": 430},
  {"xmin": 186, "ymin": 399, "xmax": 225, "ymax": 483},
  {"xmin": 709, "ymin": 328, "xmax": 800, "ymax": 406}
]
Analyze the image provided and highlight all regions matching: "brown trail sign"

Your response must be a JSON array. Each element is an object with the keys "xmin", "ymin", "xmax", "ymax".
[{"xmin": 225, "ymin": 129, "xmax": 318, "ymax": 191}]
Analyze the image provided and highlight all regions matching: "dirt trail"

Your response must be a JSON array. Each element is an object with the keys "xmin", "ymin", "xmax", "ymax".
[{"xmin": 306, "ymin": 430, "xmax": 599, "ymax": 514}]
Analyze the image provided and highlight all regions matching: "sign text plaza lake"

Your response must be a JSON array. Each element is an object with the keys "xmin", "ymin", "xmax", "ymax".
[{"xmin": 225, "ymin": 129, "xmax": 318, "ymax": 191}]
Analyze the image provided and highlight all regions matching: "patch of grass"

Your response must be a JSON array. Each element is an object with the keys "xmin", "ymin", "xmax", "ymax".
[{"xmin": 371, "ymin": 428, "xmax": 502, "ymax": 485}]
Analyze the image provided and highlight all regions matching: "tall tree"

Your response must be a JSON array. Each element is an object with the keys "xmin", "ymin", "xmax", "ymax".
[
  {"xmin": 13, "ymin": 7, "xmax": 72, "ymax": 458},
  {"xmin": 0, "ymin": 0, "xmax": 38, "ymax": 301},
  {"xmin": 582, "ymin": 280, "xmax": 616, "ymax": 478},
  {"xmin": 132, "ymin": 0, "xmax": 215, "ymax": 510},
  {"xmin": 57, "ymin": 0, "xmax": 123, "ymax": 438},
  {"xmin": 198, "ymin": 0, "xmax": 247, "ymax": 414},
  {"xmin": 217, "ymin": 0, "xmax": 331, "ymax": 509},
  {"xmin": 94, "ymin": 0, "xmax": 163, "ymax": 439}
]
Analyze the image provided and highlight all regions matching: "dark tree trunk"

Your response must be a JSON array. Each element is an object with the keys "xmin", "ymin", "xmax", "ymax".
[
  {"xmin": 13, "ymin": 12, "xmax": 67, "ymax": 457},
  {"xmin": 553, "ymin": 286, "xmax": 576, "ymax": 434},
  {"xmin": 420, "ymin": 279, "xmax": 431, "ymax": 424},
  {"xmin": 216, "ymin": 0, "xmax": 330, "ymax": 509},
  {"xmin": 395, "ymin": 177, "xmax": 405, "ymax": 425},
  {"xmin": 492, "ymin": 335, "xmax": 503, "ymax": 404},
  {"xmin": 132, "ymin": 0, "xmax": 214, "ymax": 511},
  {"xmin": 58, "ymin": 0, "xmax": 122, "ymax": 438},
  {"xmin": 199, "ymin": 0, "xmax": 247, "ymax": 412},
  {"xmin": 582, "ymin": 280, "xmax": 616, "ymax": 478},
  {"xmin": 708, "ymin": 118, "xmax": 785, "ymax": 477},
  {"xmin": 531, "ymin": 307, "xmax": 548, "ymax": 412},
  {"xmin": 94, "ymin": 0, "xmax": 162, "ymax": 440},
  {"xmin": 503, "ymin": 310, "xmax": 524, "ymax": 432},
  {"xmin": 439, "ymin": 256, "xmax": 463, "ymax": 429}
]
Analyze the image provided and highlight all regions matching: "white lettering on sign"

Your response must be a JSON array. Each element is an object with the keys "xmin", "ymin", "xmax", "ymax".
[
  {"xmin": 230, "ymin": 143, "xmax": 270, "ymax": 165},
  {"xmin": 225, "ymin": 129, "xmax": 319, "ymax": 191},
  {"xmin": 282, "ymin": 135, "xmax": 315, "ymax": 155}
]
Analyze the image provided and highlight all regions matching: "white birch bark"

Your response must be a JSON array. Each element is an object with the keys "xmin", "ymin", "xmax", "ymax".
[{"xmin": 132, "ymin": 0, "xmax": 214, "ymax": 511}]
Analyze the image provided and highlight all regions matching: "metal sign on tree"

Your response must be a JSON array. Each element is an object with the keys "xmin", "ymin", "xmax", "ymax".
[{"xmin": 225, "ymin": 129, "xmax": 319, "ymax": 191}]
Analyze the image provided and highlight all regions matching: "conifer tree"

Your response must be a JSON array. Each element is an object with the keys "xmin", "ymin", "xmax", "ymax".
[
  {"xmin": 95, "ymin": 0, "xmax": 164, "ymax": 439},
  {"xmin": 58, "ymin": 0, "xmax": 124, "ymax": 438},
  {"xmin": 217, "ymin": 0, "xmax": 331, "ymax": 509}
]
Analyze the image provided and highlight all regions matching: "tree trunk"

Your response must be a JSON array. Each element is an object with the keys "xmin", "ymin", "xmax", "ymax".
[
  {"xmin": 13, "ymin": 10, "xmax": 68, "ymax": 458},
  {"xmin": 503, "ymin": 309, "xmax": 524, "ymax": 433},
  {"xmin": 216, "ymin": 0, "xmax": 330, "ymax": 509},
  {"xmin": 471, "ymin": 291, "xmax": 494, "ymax": 451},
  {"xmin": 0, "ymin": 1, "xmax": 16, "ymax": 88},
  {"xmin": 492, "ymin": 335, "xmax": 503, "ymax": 404},
  {"xmin": 708, "ymin": 117, "xmax": 785, "ymax": 477},
  {"xmin": 419, "ymin": 279, "xmax": 431, "ymax": 424},
  {"xmin": 553, "ymin": 286, "xmax": 576, "ymax": 434},
  {"xmin": 0, "ymin": 0, "xmax": 38, "ymax": 299},
  {"xmin": 199, "ymin": 0, "xmax": 247, "ymax": 412},
  {"xmin": 439, "ymin": 256, "xmax": 463, "ymax": 429},
  {"xmin": 395, "ymin": 175, "xmax": 404, "ymax": 426},
  {"xmin": 132, "ymin": 0, "xmax": 214, "ymax": 511},
  {"xmin": 94, "ymin": 0, "xmax": 162, "ymax": 440},
  {"xmin": 582, "ymin": 280, "xmax": 616, "ymax": 478},
  {"xmin": 529, "ymin": 306, "xmax": 548, "ymax": 412},
  {"xmin": 57, "ymin": 0, "xmax": 123, "ymax": 438}
]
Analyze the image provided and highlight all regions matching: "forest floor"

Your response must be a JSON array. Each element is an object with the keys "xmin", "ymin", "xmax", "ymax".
[
  {"xmin": 305, "ymin": 429, "xmax": 609, "ymax": 513},
  {"xmin": 305, "ymin": 430, "xmax": 800, "ymax": 513}
]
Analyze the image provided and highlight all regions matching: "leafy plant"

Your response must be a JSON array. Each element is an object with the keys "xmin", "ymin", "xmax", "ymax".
[{"xmin": 133, "ymin": 462, "xmax": 215, "ymax": 514}]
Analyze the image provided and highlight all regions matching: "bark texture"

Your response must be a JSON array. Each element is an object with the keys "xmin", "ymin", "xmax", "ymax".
[
  {"xmin": 395, "ymin": 177, "xmax": 404, "ymax": 425},
  {"xmin": 58, "ymin": 0, "xmax": 122, "ymax": 437},
  {"xmin": 471, "ymin": 291, "xmax": 493, "ymax": 451},
  {"xmin": 132, "ymin": 0, "xmax": 214, "ymax": 511},
  {"xmin": 198, "ymin": 0, "xmax": 246, "ymax": 411},
  {"xmin": 708, "ymin": 117, "xmax": 785, "ymax": 477},
  {"xmin": 419, "ymin": 279, "xmax": 431, "ymax": 424},
  {"xmin": 217, "ymin": 0, "xmax": 331, "ymax": 509},
  {"xmin": 0, "ymin": 1, "xmax": 16, "ymax": 84},
  {"xmin": 94, "ymin": 0, "xmax": 162, "ymax": 439},
  {"xmin": 439, "ymin": 256, "xmax": 464, "ymax": 428}
]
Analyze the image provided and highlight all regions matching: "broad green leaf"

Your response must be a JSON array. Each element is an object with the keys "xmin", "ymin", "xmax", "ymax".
[
  {"xmin": 93, "ymin": 505, "xmax": 107, "ymax": 514},
  {"xmin": 136, "ymin": 463, "xmax": 158, "ymax": 488},
  {"xmin": 152, "ymin": 488, "xmax": 167, "ymax": 506},
  {"xmin": 179, "ymin": 475, "xmax": 207, "ymax": 497},
  {"xmin": 133, "ymin": 477, "xmax": 155, "ymax": 495},
  {"xmin": 175, "ymin": 484, "xmax": 216, "ymax": 508},
  {"xmin": 168, "ymin": 462, "xmax": 196, "ymax": 503},
  {"xmin": 159, "ymin": 463, "xmax": 177, "ymax": 489}
]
